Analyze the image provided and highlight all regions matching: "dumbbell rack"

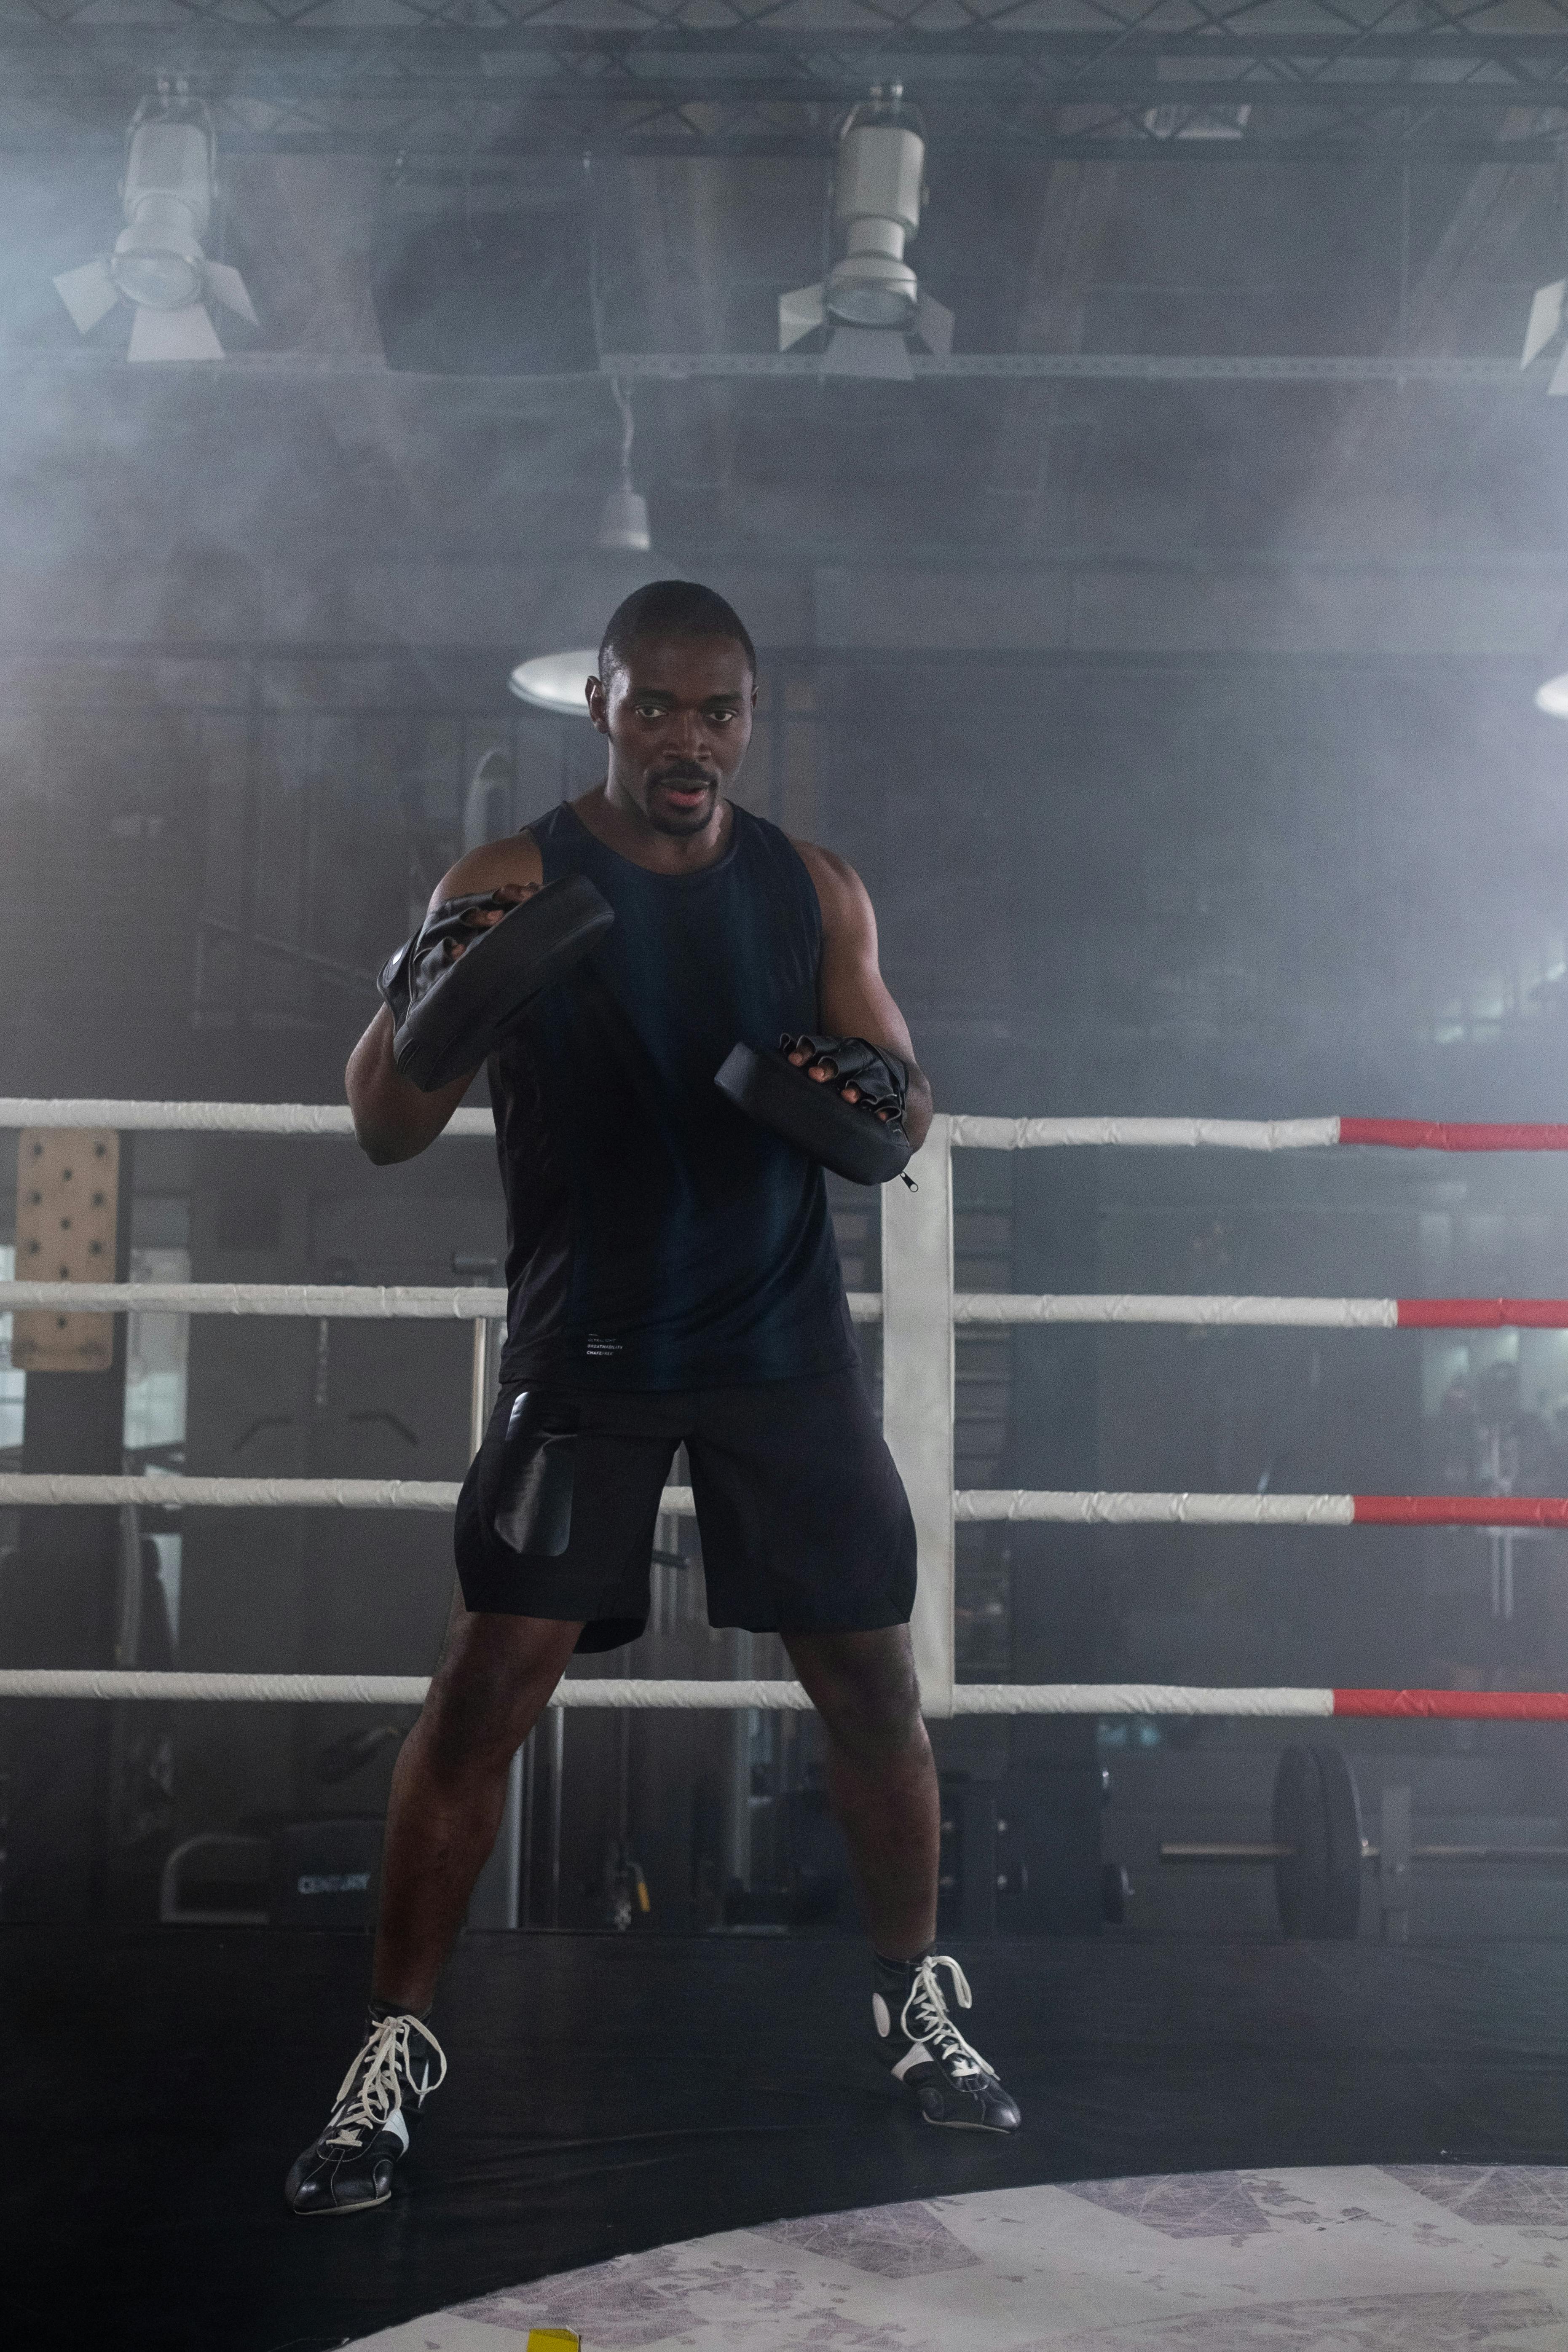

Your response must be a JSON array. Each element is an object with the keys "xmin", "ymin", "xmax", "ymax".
[{"xmin": 1160, "ymin": 1746, "xmax": 1568, "ymax": 1942}]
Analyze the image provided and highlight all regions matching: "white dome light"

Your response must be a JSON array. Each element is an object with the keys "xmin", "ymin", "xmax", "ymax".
[
  {"xmin": 1535, "ymin": 672, "xmax": 1568, "ymax": 718},
  {"xmin": 508, "ymin": 651, "xmax": 598, "ymax": 716}
]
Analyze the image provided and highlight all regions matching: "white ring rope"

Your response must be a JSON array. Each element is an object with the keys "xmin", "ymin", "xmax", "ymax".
[
  {"xmin": 949, "ymin": 1116, "xmax": 1342, "ymax": 1151},
  {"xmin": 0, "ymin": 1475, "xmax": 698, "ymax": 1513},
  {"xmin": 0, "ymin": 1103, "xmax": 1344, "ymax": 1150},
  {"xmin": 0, "ymin": 1282, "xmax": 882, "ymax": 1324},
  {"xmin": 0, "ymin": 1478, "xmax": 1355, "ymax": 1523},
  {"xmin": 952, "ymin": 1293, "xmax": 1398, "ymax": 1328},
  {"xmin": 957, "ymin": 1491, "xmax": 1357, "ymax": 1525},
  {"xmin": 0, "ymin": 1673, "xmax": 819, "ymax": 1708},
  {"xmin": 5, "ymin": 1283, "xmax": 509, "ymax": 1319},
  {"xmin": 0, "ymin": 1099, "xmax": 492, "ymax": 1137},
  {"xmin": 951, "ymin": 1684, "xmax": 1334, "ymax": 1717},
  {"xmin": 0, "ymin": 1671, "xmax": 1334, "ymax": 1714},
  {"xmin": 0, "ymin": 1475, "xmax": 462, "ymax": 1510}
]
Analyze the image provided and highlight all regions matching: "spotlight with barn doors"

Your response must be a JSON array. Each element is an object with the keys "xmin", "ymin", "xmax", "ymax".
[
  {"xmin": 54, "ymin": 81, "xmax": 257, "ymax": 363},
  {"xmin": 779, "ymin": 86, "xmax": 953, "ymax": 381}
]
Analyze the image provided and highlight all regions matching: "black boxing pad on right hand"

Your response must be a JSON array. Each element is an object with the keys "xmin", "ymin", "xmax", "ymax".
[
  {"xmin": 714, "ymin": 1041, "xmax": 914, "ymax": 1187},
  {"xmin": 378, "ymin": 874, "xmax": 614, "ymax": 1092}
]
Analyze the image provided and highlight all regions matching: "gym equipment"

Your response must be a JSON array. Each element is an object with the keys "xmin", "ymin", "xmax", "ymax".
[{"xmin": 1161, "ymin": 1744, "xmax": 1568, "ymax": 1940}]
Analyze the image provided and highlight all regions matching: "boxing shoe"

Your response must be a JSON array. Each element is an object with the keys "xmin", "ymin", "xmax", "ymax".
[
  {"xmin": 284, "ymin": 2010, "xmax": 447, "ymax": 2215},
  {"xmin": 872, "ymin": 1951, "xmax": 1021, "ymax": 2132}
]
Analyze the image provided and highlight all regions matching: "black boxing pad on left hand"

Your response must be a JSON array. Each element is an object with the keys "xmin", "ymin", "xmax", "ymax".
[
  {"xmin": 378, "ymin": 874, "xmax": 614, "ymax": 1092},
  {"xmin": 714, "ymin": 1037, "xmax": 913, "ymax": 1187}
]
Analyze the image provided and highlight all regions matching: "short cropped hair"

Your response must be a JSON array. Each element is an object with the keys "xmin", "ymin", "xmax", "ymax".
[{"xmin": 598, "ymin": 579, "xmax": 756, "ymax": 684}]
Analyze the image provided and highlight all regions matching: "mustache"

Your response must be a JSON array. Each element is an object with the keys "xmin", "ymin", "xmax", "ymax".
[{"xmin": 651, "ymin": 764, "xmax": 718, "ymax": 787}]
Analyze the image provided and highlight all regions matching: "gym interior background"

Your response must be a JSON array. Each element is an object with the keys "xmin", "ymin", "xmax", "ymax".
[{"xmin": 5, "ymin": 4, "xmax": 1568, "ymax": 1951}]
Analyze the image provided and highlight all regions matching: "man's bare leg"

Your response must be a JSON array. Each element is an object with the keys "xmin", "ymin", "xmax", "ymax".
[
  {"xmin": 784, "ymin": 1621, "xmax": 1020, "ymax": 2132},
  {"xmin": 783, "ymin": 1624, "xmax": 938, "ymax": 1958},
  {"xmin": 372, "ymin": 1598, "xmax": 583, "ymax": 2013},
  {"xmin": 287, "ymin": 1599, "xmax": 583, "ymax": 2212}
]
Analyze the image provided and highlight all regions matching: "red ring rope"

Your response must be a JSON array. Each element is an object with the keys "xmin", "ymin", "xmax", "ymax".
[
  {"xmin": 1353, "ymin": 1496, "xmax": 1568, "ymax": 1526},
  {"xmin": 1334, "ymin": 1690, "xmax": 1568, "ymax": 1719},
  {"xmin": 1396, "ymin": 1299, "xmax": 1568, "ymax": 1327},
  {"xmin": 1340, "ymin": 1118, "xmax": 1568, "ymax": 1151}
]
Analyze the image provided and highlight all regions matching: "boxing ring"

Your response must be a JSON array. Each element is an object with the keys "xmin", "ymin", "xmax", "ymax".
[{"xmin": 3, "ymin": 1099, "xmax": 1568, "ymax": 1727}]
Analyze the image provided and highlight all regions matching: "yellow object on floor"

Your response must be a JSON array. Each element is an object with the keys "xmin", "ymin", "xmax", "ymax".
[{"xmin": 526, "ymin": 2333, "xmax": 578, "ymax": 2351}]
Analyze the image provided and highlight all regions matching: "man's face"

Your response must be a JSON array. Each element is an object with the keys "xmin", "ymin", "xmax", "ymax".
[{"xmin": 588, "ymin": 633, "xmax": 755, "ymax": 837}]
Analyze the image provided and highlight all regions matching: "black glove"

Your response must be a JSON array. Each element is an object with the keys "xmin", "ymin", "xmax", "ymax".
[
  {"xmin": 715, "ymin": 1038, "xmax": 914, "ymax": 1187},
  {"xmin": 378, "ymin": 876, "xmax": 614, "ymax": 1092},
  {"xmin": 779, "ymin": 1033, "xmax": 909, "ymax": 1134},
  {"xmin": 378, "ymin": 892, "xmax": 511, "ymax": 1030}
]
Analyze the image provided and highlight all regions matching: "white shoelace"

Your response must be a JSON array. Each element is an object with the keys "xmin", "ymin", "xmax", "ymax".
[
  {"xmin": 324, "ymin": 2014, "xmax": 448, "ymax": 2151},
  {"xmin": 899, "ymin": 1954, "xmax": 994, "ymax": 2083}
]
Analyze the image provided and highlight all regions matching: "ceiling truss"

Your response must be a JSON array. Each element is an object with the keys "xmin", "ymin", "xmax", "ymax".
[{"xmin": 5, "ymin": 10, "xmax": 1568, "ymax": 160}]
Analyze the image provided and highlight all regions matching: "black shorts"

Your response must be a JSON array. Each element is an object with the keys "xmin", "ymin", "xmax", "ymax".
[{"xmin": 453, "ymin": 1365, "xmax": 917, "ymax": 1654}]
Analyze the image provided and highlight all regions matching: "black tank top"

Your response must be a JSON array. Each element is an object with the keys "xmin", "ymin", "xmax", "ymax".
[{"xmin": 490, "ymin": 799, "xmax": 857, "ymax": 1391}]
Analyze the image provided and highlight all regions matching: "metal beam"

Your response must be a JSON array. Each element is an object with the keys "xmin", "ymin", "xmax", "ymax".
[
  {"xmin": 0, "ymin": 347, "xmax": 1539, "ymax": 385},
  {"xmin": 0, "ymin": 18, "xmax": 1567, "ymax": 158},
  {"xmin": 2, "ymin": 0, "xmax": 1568, "ymax": 40},
  {"xmin": 0, "ymin": 347, "xmax": 1540, "ymax": 384},
  {"xmin": 601, "ymin": 351, "xmax": 1536, "ymax": 383}
]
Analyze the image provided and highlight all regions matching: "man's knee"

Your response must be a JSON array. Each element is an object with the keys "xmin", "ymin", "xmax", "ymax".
[
  {"xmin": 790, "ymin": 1627, "xmax": 926, "ymax": 1763},
  {"xmin": 423, "ymin": 1613, "xmax": 574, "ymax": 1771}
]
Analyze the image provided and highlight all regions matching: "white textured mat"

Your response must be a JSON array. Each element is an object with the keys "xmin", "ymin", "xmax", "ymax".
[{"xmin": 348, "ymin": 2164, "xmax": 1568, "ymax": 2348}]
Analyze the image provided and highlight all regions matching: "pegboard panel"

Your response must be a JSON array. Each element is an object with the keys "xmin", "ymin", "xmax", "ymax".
[{"xmin": 12, "ymin": 1128, "xmax": 119, "ymax": 1373}]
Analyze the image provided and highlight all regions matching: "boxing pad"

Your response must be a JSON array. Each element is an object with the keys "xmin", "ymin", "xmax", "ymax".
[
  {"xmin": 714, "ymin": 1036, "xmax": 914, "ymax": 1187},
  {"xmin": 379, "ymin": 875, "xmax": 614, "ymax": 1092}
]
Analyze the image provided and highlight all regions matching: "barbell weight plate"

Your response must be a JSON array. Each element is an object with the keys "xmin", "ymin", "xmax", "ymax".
[
  {"xmin": 1315, "ymin": 1743, "xmax": 1364, "ymax": 1938},
  {"xmin": 1273, "ymin": 1744, "xmax": 1363, "ymax": 1940}
]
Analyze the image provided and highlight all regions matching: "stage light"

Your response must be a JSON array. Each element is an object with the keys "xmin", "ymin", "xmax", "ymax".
[
  {"xmin": 780, "ymin": 86, "xmax": 954, "ymax": 381},
  {"xmin": 598, "ymin": 380, "xmax": 651, "ymax": 551},
  {"xmin": 54, "ymin": 83, "xmax": 257, "ymax": 363},
  {"xmin": 1520, "ymin": 279, "xmax": 1568, "ymax": 396},
  {"xmin": 598, "ymin": 488, "xmax": 651, "ymax": 552},
  {"xmin": 1534, "ymin": 672, "xmax": 1568, "ymax": 719},
  {"xmin": 510, "ymin": 383, "xmax": 652, "ymax": 714},
  {"xmin": 509, "ymin": 652, "xmax": 598, "ymax": 716}
]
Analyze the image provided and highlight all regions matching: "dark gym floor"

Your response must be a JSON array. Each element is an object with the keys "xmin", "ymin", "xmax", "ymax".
[{"xmin": 8, "ymin": 1926, "xmax": 1568, "ymax": 2352}]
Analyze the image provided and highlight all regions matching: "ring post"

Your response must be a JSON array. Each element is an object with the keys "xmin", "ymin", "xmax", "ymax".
[
  {"xmin": 882, "ymin": 1113, "xmax": 955, "ymax": 1718},
  {"xmin": 466, "ymin": 1308, "xmax": 522, "ymax": 1930}
]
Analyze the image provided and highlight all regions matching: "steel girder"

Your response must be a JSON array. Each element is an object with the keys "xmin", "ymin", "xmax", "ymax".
[{"xmin": 2, "ymin": 8, "xmax": 1568, "ymax": 160}]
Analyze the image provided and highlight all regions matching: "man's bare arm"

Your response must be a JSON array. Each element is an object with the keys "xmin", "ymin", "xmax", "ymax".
[
  {"xmin": 345, "ymin": 833, "xmax": 544, "ymax": 1165},
  {"xmin": 792, "ymin": 840, "xmax": 933, "ymax": 1151}
]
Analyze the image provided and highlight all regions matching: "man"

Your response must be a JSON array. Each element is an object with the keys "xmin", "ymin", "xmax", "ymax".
[{"xmin": 285, "ymin": 579, "xmax": 1020, "ymax": 2217}]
